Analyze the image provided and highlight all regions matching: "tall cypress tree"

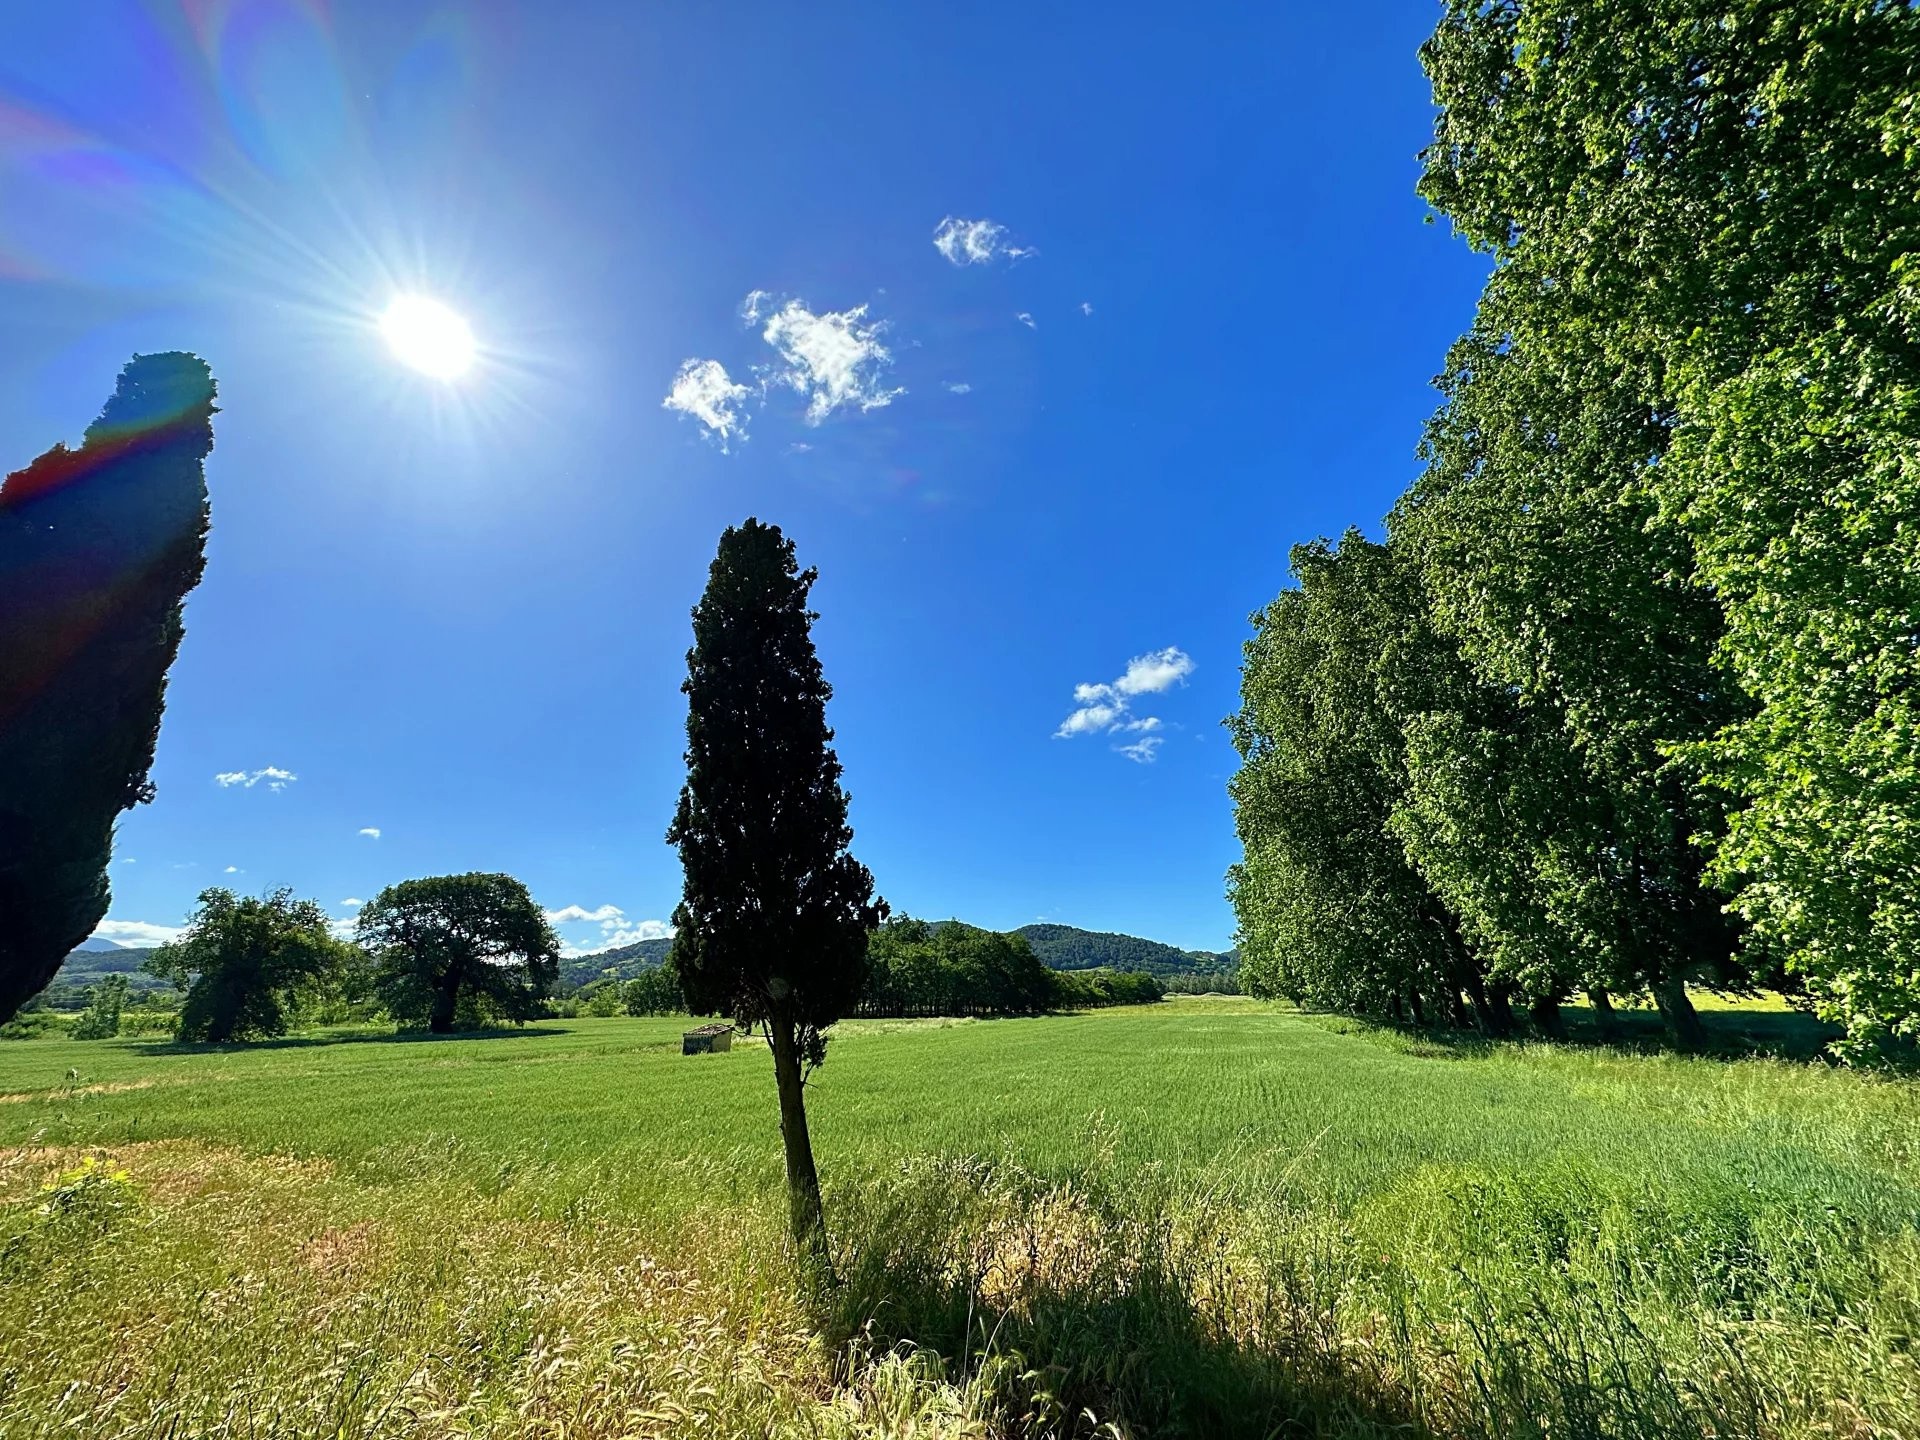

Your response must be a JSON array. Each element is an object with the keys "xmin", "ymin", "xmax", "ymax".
[
  {"xmin": 0, "ymin": 353, "xmax": 217, "ymax": 1023},
  {"xmin": 667, "ymin": 518, "xmax": 886, "ymax": 1263}
]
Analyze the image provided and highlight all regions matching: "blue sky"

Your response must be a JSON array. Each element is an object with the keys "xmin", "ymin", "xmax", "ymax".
[{"xmin": 0, "ymin": 1, "xmax": 1484, "ymax": 956}]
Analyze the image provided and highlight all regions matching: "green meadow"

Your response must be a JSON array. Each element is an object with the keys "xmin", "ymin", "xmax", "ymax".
[{"xmin": 3, "ymin": 1000, "xmax": 1917, "ymax": 1437}]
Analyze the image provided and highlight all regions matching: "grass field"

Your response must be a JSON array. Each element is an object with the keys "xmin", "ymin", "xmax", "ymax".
[{"xmin": 2, "ymin": 999, "xmax": 1917, "ymax": 1437}]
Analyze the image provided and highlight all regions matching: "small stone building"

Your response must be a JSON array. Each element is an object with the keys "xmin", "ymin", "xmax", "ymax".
[{"xmin": 682, "ymin": 1022, "xmax": 733, "ymax": 1055}]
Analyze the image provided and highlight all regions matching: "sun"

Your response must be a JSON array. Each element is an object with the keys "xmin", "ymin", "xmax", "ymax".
[{"xmin": 380, "ymin": 295, "xmax": 476, "ymax": 379}]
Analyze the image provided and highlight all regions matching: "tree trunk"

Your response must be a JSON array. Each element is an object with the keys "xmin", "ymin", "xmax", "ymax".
[
  {"xmin": 768, "ymin": 1014, "xmax": 830, "ymax": 1272},
  {"xmin": 1464, "ymin": 973, "xmax": 1511, "ymax": 1037},
  {"xmin": 1651, "ymin": 971, "xmax": 1708, "ymax": 1050},
  {"xmin": 1529, "ymin": 994, "xmax": 1567, "ymax": 1039},
  {"xmin": 1487, "ymin": 984, "xmax": 1519, "ymax": 1035},
  {"xmin": 429, "ymin": 975, "xmax": 459, "ymax": 1034},
  {"xmin": 1587, "ymin": 988, "xmax": 1617, "ymax": 1038}
]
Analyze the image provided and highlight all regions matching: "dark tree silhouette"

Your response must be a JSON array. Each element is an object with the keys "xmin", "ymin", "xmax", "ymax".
[
  {"xmin": 358, "ymin": 873, "xmax": 559, "ymax": 1033},
  {"xmin": 0, "ymin": 353, "xmax": 217, "ymax": 1024},
  {"xmin": 668, "ymin": 518, "xmax": 885, "ymax": 1264}
]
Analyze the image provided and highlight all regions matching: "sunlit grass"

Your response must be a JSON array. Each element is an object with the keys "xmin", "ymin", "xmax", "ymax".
[{"xmin": 2, "ymin": 1001, "xmax": 1916, "ymax": 1436}]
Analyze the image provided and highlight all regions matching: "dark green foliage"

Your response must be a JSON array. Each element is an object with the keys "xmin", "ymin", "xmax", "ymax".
[
  {"xmin": 69, "ymin": 975, "xmax": 127, "ymax": 1041},
  {"xmin": 559, "ymin": 936, "xmax": 674, "ymax": 990},
  {"xmin": 357, "ymin": 874, "xmax": 559, "ymax": 1035},
  {"xmin": 667, "ymin": 518, "xmax": 885, "ymax": 1254},
  {"xmin": 149, "ymin": 888, "xmax": 354, "ymax": 1044},
  {"xmin": 0, "ymin": 354, "xmax": 217, "ymax": 1024},
  {"xmin": 1050, "ymin": 968, "xmax": 1165, "ymax": 1008},
  {"xmin": 1014, "ymin": 923, "xmax": 1232, "ymax": 979},
  {"xmin": 863, "ymin": 918, "xmax": 1060, "ymax": 1017},
  {"xmin": 621, "ymin": 965, "xmax": 686, "ymax": 1016}
]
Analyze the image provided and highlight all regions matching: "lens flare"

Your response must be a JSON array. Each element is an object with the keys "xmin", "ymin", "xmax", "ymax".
[{"xmin": 380, "ymin": 295, "xmax": 475, "ymax": 379}]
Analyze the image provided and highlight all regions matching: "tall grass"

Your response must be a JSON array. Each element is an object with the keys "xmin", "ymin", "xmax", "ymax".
[{"xmin": 1, "ymin": 1000, "xmax": 1915, "ymax": 1436}]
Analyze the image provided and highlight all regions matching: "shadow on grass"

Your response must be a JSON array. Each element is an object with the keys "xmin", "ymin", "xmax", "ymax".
[
  {"xmin": 825, "ymin": 1163, "xmax": 1434, "ymax": 1440},
  {"xmin": 1323, "ymin": 1003, "xmax": 1846, "ymax": 1065},
  {"xmin": 130, "ymin": 1025, "xmax": 574, "ymax": 1056}
]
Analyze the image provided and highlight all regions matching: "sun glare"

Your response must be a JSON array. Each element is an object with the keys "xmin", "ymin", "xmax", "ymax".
[{"xmin": 380, "ymin": 295, "xmax": 476, "ymax": 379}]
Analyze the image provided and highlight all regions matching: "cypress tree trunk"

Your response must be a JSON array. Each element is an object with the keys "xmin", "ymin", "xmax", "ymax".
[
  {"xmin": 1651, "ymin": 971, "xmax": 1707, "ymax": 1049},
  {"xmin": 768, "ymin": 1012, "xmax": 829, "ymax": 1269}
]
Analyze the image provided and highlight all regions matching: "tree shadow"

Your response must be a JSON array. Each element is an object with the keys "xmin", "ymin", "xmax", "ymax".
[
  {"xmin": 824, "ymin": 1168, "xmax": 1434, "ymax": 1439},
  {"xmin": 130, "ymin": 1025, "xmax": 574, "ymax": 1056},
  {"xmin": 1325, "ymin": 1002, "xmax": 1845, "ymax": 1065}
]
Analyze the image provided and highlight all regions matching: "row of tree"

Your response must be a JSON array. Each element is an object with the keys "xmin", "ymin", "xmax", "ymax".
[{"xmin": 1231, "ymin": 0, "xmax": 1920, "ymax": 1059}]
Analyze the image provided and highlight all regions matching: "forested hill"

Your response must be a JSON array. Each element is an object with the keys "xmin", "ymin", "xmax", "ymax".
[
  {"xmin": 1014, "ymin": 924, "xmax": 1235, "ymax": 978},
  {"xmin": 558, "ymin": 936, "xmax": 675, "ymax": 989}
]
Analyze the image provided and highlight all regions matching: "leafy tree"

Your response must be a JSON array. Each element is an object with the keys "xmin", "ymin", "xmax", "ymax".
[
  {"xmin": 863, "ymin": 918, "xmax": 1057, "ymax": 1017},
  {"xmin": 1415, "ymin": 0, "xmax": 1920, "ymax": 1053},
  {"xmin": 621, "ymin": 964, "xmax": 685, "ymax": 1016},
  {"xmin": 70, "ymin": 975, "xmax": 128, "ymax": 1041},
  {"xmin": 357, "ymin": 873, "xmax": 559, "ymax": 1033},
  {"xmin": 148, "ymin": 888, "xmax": 354, "ymax": 1044},
  {"xmin": 667, "ymin": 518, "xmax": 886, "ymax": 1261},
  {"xmin": 1230, "ymin": 534, "xmax": 1521, "ymax": 1031},
  {"xmin": 0, "ymin": 354, "xmax": 217, "ymax": 1024}
]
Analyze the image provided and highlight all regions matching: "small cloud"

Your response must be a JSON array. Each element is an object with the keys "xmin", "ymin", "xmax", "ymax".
[
  {"xmin": 1054, "ymin": 647, "xmax": 1194, "ymax": 756},
  {"xmin": 932, "ymin": 216, "xmax": 1035, "ymax": 266},
  {"xmin": 1016, "ymin": 312, "xmax": 1036, "ymax": 330},
  {"xmin": 543, "ymin": 903, "xmax": 624, "ymax": 925},
  {"xmin": 91, "ymin": 919, "xmax": 185, "ymax": 948},
  {"xmin": 1081, "ymin": 301, "xmax": 1094, "ymax": 316},
  {"xmin": 788, "ymin": 441, "xmax": 813, "ymax": 453},
  {"xmin": 223, "ymin": 865, "xmax": 239, "ymax": 874},
  {"xmin": 215, "ymin": 767, "xmax": 296, "ymax": 792},
  {"xmin": 341, "ymin": 898, "xmax": 364, "ymax": 909},
  {"xmin": 755, "ymin": 297, "xmax": 904, "ymax": 423},
  {"xmin": 943, "ymin": 381, "xmax": 972, "ymax": 394},
  {"xmin": 551, "ymin": 903, "xmax": 677, "ymax": 958},
  {"xmin": 119, "ymin": 857, "xmax": 135, "ymax": 865},
  {"xmin": 358, "ymin": 827, "xmax": 381, "ymax": 839},
  {"xmin": 662, "ymin": 357, "xmax": 750, "ymax": 450}
]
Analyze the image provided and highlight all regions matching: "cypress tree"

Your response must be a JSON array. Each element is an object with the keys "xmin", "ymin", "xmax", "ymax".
[
  {"xmin": 0, "ymin": 353, "xmax": 217, "ymax": 1023},
  {"xmin": 667, "ymin": 518, "xmax": 885, "ymax": 1265}
]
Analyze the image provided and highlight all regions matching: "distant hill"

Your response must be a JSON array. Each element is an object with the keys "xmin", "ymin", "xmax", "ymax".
[
  {"xmin": 1013, "ymin": 924, "xmax": 1236, "ymax": 979},
  {"xmin": 46, "ymin": 944, "xmax": 167, "ymax": 1000},
  {"xmin": 558, "ymin": 936, "xmax": 674, "ymax": 989}
]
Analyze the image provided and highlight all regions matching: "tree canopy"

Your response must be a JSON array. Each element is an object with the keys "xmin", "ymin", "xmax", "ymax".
[
  {"xmin": 356, "ymin": 873, "xmax": 559, "ymax": 1034},
  {"xmin": 149, "ymin": 888, "xmax": 354, "ymax": 1044},
  {"xmin": 0, "ymin": 353, "xmax": 216, "ymax": 1024}
]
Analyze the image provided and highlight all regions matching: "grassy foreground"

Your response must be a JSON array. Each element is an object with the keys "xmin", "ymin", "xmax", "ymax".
[{"xmin": 1, "ymin": 999, "xmax": 1916, "ymax": 1437}]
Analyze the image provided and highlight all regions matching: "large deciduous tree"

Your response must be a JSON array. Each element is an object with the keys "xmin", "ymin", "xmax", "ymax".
[
  {"xmin": 149, "ymin": 888, "xmax": 355, "ymax": 1044},
  {"xmin": 357, "ymin": 873, "xmax": 559, "ymax": 1033},
  {"xmin": 668, "ymin": 518, "xmax": 885, "ymax": 1263},
  {"xmin": 0, "ymin": 353, "xmax": 217, "ymax": 1024}
]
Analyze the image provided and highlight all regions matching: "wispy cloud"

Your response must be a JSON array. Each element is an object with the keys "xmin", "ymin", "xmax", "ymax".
[
  {"xmin": 1081, "ymin": 301, "xmax": 1094, "ymax": 316},
  {"xmin": 1054, "ymin": 647, "xmax": 1194, "ymax": 761},
  {"xmin": 662, "ymin": 358, "xmax": 750, "ymax": 449},
  {"xmin": 543, "ymin": 903, "xmax": 624, "ymax": 925},
  {"xmin": 943, "ymin": 381, "xmax": 972, "ymax": 395},
  {"xmin": 358, "ymin": 827, "xmax": 381, "ymax": 839},
  {"xmin": 340, "ymin": 898, "xmax": 364, "ymax": 909},
  {"xmin": 933, "ymin": 216, "xmax": 1035, "ymax": 267},
  {"xmin": 752, "ymin": 295, "xmax": 903, "ymax": 423},
  {"xmin": 215, "ymin": 767, "xmax": 296, "ymax": 792},
  {"xmin": 1016, "ymin": 312, "xmax": 1036, "ymax": 330},
  {"xmin": 91, "ymin": 919, "xmax": 184, "ymax": 948}
]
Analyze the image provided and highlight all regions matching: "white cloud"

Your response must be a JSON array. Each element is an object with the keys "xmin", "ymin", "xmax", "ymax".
[
  {"xmin": 91, "ymin": 919, "xmax": 184, "ymax": 948},
  {"xmin": 223, "ymin": 865, "xmax": 239, "ymax": 874},
  {"xmin": 119, "ymin": 857, "xmax": 135, "ymax": 865},
  {"xmin": 932, "ymin": 216, "xmax": 1035, "ymax": 266},
  {"xmin": 1114, "ymin": 647, "xmax": 1196, "ymax": 697},
  {"xmin": 341, "ymin": 898, "xmax": 364, "ymax": 909},
  {"xmin": 943, "ymin": 381, "xmax": 972, "ymax": 394},
  {"xmin": 757, "ymin": 298, "xmax": 903, "ymax": 423},
  {"xmin": 358, "ymin": 827, "xmax": 381, "ymax": 839},
  {"xmin": 1054, "ymin": 647, "xmax": 1194, "ymax": 755},
  {"xmin": 215, "ymin": 767, "xmax": 296, "ymax": 792},
  {"xmin": 1016, "ymin": 312, "xmax": 1036, "ymax": 330},
  {"xmin": 1081, "ymin": 301, "xmax": 1094, "ymax": 316},
  {"xmin": 662, "ymin": 357, "xmax": 750, "ymax": 449},
  {"xmin": 543, "ymin": 903, "xmax": 624, "ymax": 925}
]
